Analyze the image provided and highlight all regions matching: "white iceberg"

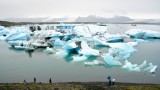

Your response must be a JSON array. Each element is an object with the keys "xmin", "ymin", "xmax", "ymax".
[
  {"xmin": 73, "ymin": 24, "xmax": 107, "ymax": 37},
  {"xmin": 63, "ymin": 42, "xmax": 79, "ymax": 54},
  {"xmin": 44, "ymin": 47, "xmax": 54, "ymax": 54},
  {"xmin": 102, "ymin": 54, "xmax": 122, "ymax": 66},
  {"xmin": 78, "ymin": 41, "xmax": 100, "ymax": 56},
  {"xmin": 0, "ymin": 36, "xmax": 6, "ymax": 41},
  {"xmin": 104, "ymin": 33, "xmax": 124, "ymax": 43},
  {"xmin": 34, "ymin": 30, "xmax": 63, "ymax": 38},
  {"xmin": 126, "ymin": 29, "xmax": 160, "ymax": 39},
  {"xmin": 134, "ymin": 39, "xmax": 149, "ymax": 43},
  {"xmin": 84, "ymin": 60, "xmax": 104, "ymax": 66},
  {"xmin": 53, "ymin": 38, "xmax": 66, "ymax": 46},
  {"xmin": 138, "ymin": 60, "xmax": 147, "ymax": 69},
  {"xmin": 5, "ymin": 31, "xmax": 30, "ymax": 41},
  {"xmin": 55, "ymin": 49, "xmax": 69, "ymax": 57},
  {"xmin": 107, "ymin": 43, "xmax": 137, "ymax": 60},
  {"xmin": 0, "ymin": 26, "xmax": 8, "ymax": 36},
  {"xmin": 122, "ymin": 60, "xmax": 141, "ymax": 72},
  {"xmin": 92, "ymin": 36, "xmax": 109, "ymax": 46},
  {"xmin": 72, "ymin": 55, "xmax": 88, "ymax": 62},
  {"xmin": 144, "ymin": 63, "xmax": 158, "ymax": 74}
]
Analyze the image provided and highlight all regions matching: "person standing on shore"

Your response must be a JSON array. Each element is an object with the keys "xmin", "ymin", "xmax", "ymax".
[
  {"xmin": 107, "ymin": 76, "xmax": 112, "ymax": 86},
  {"xmin": 112, "ymin": 78, "xmax": 115, "ymax": 85},
  {"xmin": 34, "ymin": 77, "xmax": 36, "ymax": 83},
  {"xmin": 49, "ymin": 78, "xmax": 52, "ymax": 84}
]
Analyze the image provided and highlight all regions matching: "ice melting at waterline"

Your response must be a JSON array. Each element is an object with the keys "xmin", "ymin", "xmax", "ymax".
[{"xmin": 0, "ymin": 24, "xmax": 158, "ymax": 75}]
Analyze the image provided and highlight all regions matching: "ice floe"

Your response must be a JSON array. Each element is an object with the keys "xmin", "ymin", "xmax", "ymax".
[{"xmin": 126, "ymin": 29, "xmax": 160, "ymax": 39}]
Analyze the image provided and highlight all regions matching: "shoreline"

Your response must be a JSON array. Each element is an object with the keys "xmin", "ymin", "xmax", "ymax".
[{"xmin": 0, "ymin": 82, "xmax": 160, "ymax": 90}]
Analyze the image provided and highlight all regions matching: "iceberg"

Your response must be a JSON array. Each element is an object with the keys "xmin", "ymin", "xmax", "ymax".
[
  {"xmin": 84, "ymin": 60, "xmax": 104, "ymax": 66},
  {"xmin": 31, "ymin": 41, "xmax": 48, "ymax": 48},
  {"xmin": 122, "ymin": 60, "xmax": 141, "ymax": 72},
  {"xmin": 134, "ymin": 39, "xmax": 149, "ymax": 43},
  {"xmin": 79, "ymin": 41, "xmax": 100, "ymax": 56},
  {"xmin": 72, "ymin": 55, "xmax": 88, "ymax": 62},
  {"xmin": 0, "ymin": 26, "xmax": 8, "ymax": 36},
  {"xmin": 34, "ymin": 30, "xmax": 63, "ymax": 38},
  {"xmin": 53, "ymin": 38, "xmax": 66, "ymax": 46},
  {"xmin": 126, "ymin": 29, "xmax": 160, "ymax": 39},
  {"xmin": 104, "ymin": 33, "xmax": 124, "ymax": 43},
  {"xmin": 0, "ymin": 36, "xmax": 6, "ymax": 41},
  {"xmin": 55, "ymin": 49, "xmax": 68, "ymax": 57},
  {"xmin": 144, "ymin": 63, "xmax": 158, "ymax": 74},
  {"xmin": 8, "ymin": 40, "xmax": 28, "ymax": 47},
  {"xmin": 150, "ymin": 65, "xmax": 158, "ymax": 74},
  {"xmin": 107, "ymin": 43, "xmax": 137, "ymax": 60},
  {"xmin": 44, "ymin": 47, "xmax": 54, "ymax": 54},
  {"xmin": 102, "ymin": 54, "xmax": 122, "ymax": 66},
  {"xmin": 92, "ymin": 36, "xmax": 109, "ymax": 46},
  {"xmin": 8, "ymin": 40, "xmax": 34, "ymax": 51},
  {"xmin": 73, "ymin": 24, "xmax": 107, "ymax": 37},
  {"xmin": 138, "ymin": 60, "xmax": 147, "ymax": 69},
  {"xmin": 63, "ymin": 42, "xmax": 80, "ymax": 54},
  {"xmin": 5, "ymin": 31, "xmax": 30, "ymax": 41}
]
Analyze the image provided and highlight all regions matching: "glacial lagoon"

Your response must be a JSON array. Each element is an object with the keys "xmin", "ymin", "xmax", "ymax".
[{"xmin": 0, "ymin": 24, "xmax": 160, "ymax": 84}]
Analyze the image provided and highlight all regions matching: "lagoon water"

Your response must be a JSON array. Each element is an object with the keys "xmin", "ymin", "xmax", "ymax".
[{"xmin": 0, "ymin": 24, "xmax": 160, "ymax": 84}]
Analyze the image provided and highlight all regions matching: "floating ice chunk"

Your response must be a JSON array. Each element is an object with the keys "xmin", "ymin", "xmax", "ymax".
[
  {"xmin": 0, "ymin": 36, "xmax": 6, "ymax": 41},
  {"xmin": 5, "ymin": 31, "xmax": 30, "ymax": 41},
  {"xmin": 72, "ymin": 55, "xmax": 88, "ymax": 62},
  {"xmin": 144, "ymin": 63, "xmax": 158, "ymax": 74},
  {"xmin": 55, "ymin": 49, "xmax": 68, "ymax": 57},
  {"xmin": 73, "ymin": 25, "xmax": 92, "ymax": 37},
  {"xmin": 126, "ymin": 29, "xmax": 160, "ymax": 39},
  {"xmin": 63, "ymin": 42, "xmax": 79, "ymax": 54},
  {"xmin": 84, "ymin": 60, "xmax": 104, "ymax": 66},
  {"xmin": 122, "ymin": 60, "xmax": 141, "ymax": 72},
  {"xmin": 138, "ymin": 60, "xmax": 147, "ymax": 69},
  {"xmin": 0, "ymin": 26, "xmax": 8, "ymax": 36},
  {"xmin": 79, "ymin": 49, "xmax": 100, "ymax": 56},
  {"xmin": 92, "ymin": 36, "xmax": 109, "ymax": 46},
  {"xmin": 79, "ymin": 41, "xmax": 100, "ymax": 56},
  {"xmin": 34, "ymin": 30, "xmax": 63, "ymax": 38},
  {"xmin": 150, "ymin": 65, "xmax": 158, "ymax": 74},
  {"xmin": 107, "ymin": 43, "xmax": 137, "ymax": 60},
  {"xmin": 31, "ymin": 40, "xmax": 48, "ymax": 48},
  {"xmin": 104, "ymin": 33, "xmax": 124, "ymax": 42},
  {"xmin": 54, "ymin": 39, "xmax": 66, "ymax": 46},
  {"xmin": 108, "ymin": 42, "xmax": 138, "ymax": 48},
  {"xmin": 134, "ymin": 39, "xmax": 149, "ymax": 43},
  {"xmin": 8, "ymin": 40, "xmax": 28, "ymax": 47},
  {"xmin": 102, "ymin": 54, "xmax": 122, "ymax": 66},
  {"xmin": 73, "ymin": 24, "xmax": 107, "ymax": 37},
  {"xmin": 126, "ymin": 42, "xmax": 138, "ymax": 46},
  {"xmin": 44, "ymin": 47, "xmax": 54, "ymax": 54}
]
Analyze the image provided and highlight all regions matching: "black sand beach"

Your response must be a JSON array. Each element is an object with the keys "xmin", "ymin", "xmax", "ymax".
[{"xmin": 0, "ymin": 82, "xmax": 160, "ymax": 90}]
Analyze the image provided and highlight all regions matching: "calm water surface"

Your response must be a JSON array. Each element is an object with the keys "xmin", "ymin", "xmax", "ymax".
[{"xmin": 0, "ymin": 24, "xmax": 160, "ymax": 83}]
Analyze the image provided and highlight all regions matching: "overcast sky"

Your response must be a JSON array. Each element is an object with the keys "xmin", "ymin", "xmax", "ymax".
[{"xmin": 0, "ymin": 0, "xmax": 160, "ymax": 19}]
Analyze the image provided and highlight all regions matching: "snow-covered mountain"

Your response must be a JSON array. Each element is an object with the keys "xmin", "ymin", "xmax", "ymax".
[
  {"xmin": 1, "ymin": 15, "xmax": 160, "ymax": 23},
  {"xmin": 75, "ymin": 15, "xmax": 132, "ymax": 23}
]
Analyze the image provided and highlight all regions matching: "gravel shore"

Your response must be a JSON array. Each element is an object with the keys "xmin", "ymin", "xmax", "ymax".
[{"xmin": 0, "ymin": 82, "xmax": 160, "ymax": 90}]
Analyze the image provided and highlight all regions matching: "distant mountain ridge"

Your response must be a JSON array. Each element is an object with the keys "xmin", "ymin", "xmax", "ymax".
[
  {"xmin": 1, "ymin": 15, "xmax": 160, "ymax": 24},
  {"xmin": 75, "ymin": 15, "xmax": 133, "ymax": 23}
]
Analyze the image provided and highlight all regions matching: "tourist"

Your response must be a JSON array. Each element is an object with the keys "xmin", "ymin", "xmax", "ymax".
[
  {"xmin": 49, "ymin": 78, "xmax": 52, "ymax": 84},
  {"xmin": 107, "ymin": 76, "xmax": 112, "ymax": 86},
  {"xmin": 34, "ymin": 77, "xmax": 36, "ymax": 83},
  {"xmin": 23, "ymin": 80, "xmax": 26, "ymax": 84},
  {"xmin": 112, "ymin": 78, "xmax": 115, "ymax": 85}
]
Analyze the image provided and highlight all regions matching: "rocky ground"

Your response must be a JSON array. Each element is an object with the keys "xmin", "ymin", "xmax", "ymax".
[{"xmin": 0, "ymin": 82, "xmax": 160, "ymax": 90}]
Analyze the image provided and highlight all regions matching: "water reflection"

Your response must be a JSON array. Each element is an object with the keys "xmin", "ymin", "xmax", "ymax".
[{"xmin": 25, "ymin": 51, "xmax": 33, "ymax": 58}]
